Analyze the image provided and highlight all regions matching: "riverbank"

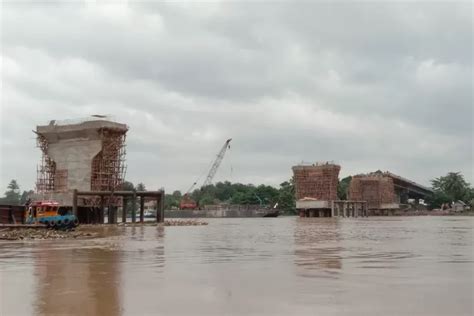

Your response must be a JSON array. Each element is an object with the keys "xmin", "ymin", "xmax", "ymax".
[
  {"xmin": 392, "ymin": 209, "xmax": 474, "ymax": 216},
  {"xmin": 0, "ymin": 219, "xmax": 209, "ymax": 241}
]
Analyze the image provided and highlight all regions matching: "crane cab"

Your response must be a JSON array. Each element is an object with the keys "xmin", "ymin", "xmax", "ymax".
[{"xmin": 179, "ymin": 194, "xmax": 198, "ymax": 210}]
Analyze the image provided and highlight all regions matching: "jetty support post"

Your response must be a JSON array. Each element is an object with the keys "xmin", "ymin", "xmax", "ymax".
[
  {"xmin": 122, "ymin": 197, "xmax": 127, "ymax": 223},
  {"xmin": 100, "ymin": 196, "xmax": 105, "ymax": 224},
  {"xmin": 131, "ymin": 190, "xmax": 137, "ymax": 223},
  {"xmin": 157, "ymin": 190, "xmax": 165, "ymax": 223},
  {"xmin": 74, "ymin": 190, "xmax": 166, "ymax": 224},
  {"xmin": 108, "ymin": 203, "xmax": 115, "ymax": 224},
  {"xmin": 140, "ymin": 196, "xmax": 145, "ymax": 223},
  {"xmin": 72, "ymin": 189, "xmax": 78, "ymax": 216}
]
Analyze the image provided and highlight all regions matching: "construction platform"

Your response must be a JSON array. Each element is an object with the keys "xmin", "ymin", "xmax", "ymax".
[
  {"xmin": 296, "ymin": 199, "xmax": 368, "ymax": 218},
  {"xmin": 73, "ymin": 190, "xmax": 165, "ymax": 224}
]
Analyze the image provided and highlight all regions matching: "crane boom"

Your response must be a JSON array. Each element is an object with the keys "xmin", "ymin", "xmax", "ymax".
[
  {"xmin": 202, "ymin": 138, "xmax": 232, "ymax": 187},
  {"xmin": 180, "ymin": 138, "xmax": 232, "ymax": 210}
]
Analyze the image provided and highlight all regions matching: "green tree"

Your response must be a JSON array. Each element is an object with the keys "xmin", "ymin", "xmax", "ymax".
[
  {"xmin": 255, "ymin": 184, "xmax": 279, "ymax": 205},
  {"xmin": 121, "ymin": 181, "xmax": 135, "ymax": 191},
  {"xmin": 136, "ymin": 183, "xmax": 146, "ymax": 191},
  {"xmin": 178, "ymin": 180, "xmax": 294, "ymax": 211},
  {"xmin": 214, "ymin": 181, "xmax": 234, "ymax": 201},
  {"xmin": 468, "ymin": 188, "xmax": 474, "ymax": 208},
  {"xmin": 198, "ymin": 192, "xmax": 216, "ymax": 206},
  {"xmin": 425, "ymin": 191, "xmax": 452, "ymax": 209},
  {"xmin": 120, "ymin": 181, "xmax": 135, "ymax": 215},
  {"xmin": 163, "ymin": 190, "xmax": 183, "ymax": 210},
  {"xmin": 230, "ymin": 189, "xmax": 260, "ymax": 205},
  {"xmin": 230, "ymin": 191, "xmax": 246, "ymax": 204},
  {"xmin": 428, "ymin": 172, "xmax": 472, "ymax": 209},
  {"xmin": 165, "ymin": 193, "xmax": 181, "ymax": 209},
  {"xmin": 277, "ymin": 180, "xmax": 295, "ymax": 214},
  {"xmin": 337, "ymin": 176, "xmax": 352, "ymax": 200},
  {"xmin": 431, "ymin": 172, "xmax": 471, "ymax": 201},
  {"xmin": 2, "ymin": 179, "xmax": 21, "ymax": 205},
  {"xmin": 20, "ymin": 190, "xmax": 35, "ymax": 205}
]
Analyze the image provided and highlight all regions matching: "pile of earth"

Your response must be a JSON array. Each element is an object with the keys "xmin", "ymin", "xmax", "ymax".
[
  {"xmin": 0, "ymin": 228, "xmax": 98, "ymax": 241},
  {"xmin": 117, "ymin": 220, "xmax": 208, "ymax": 227},
  {"xmin": 164, "ymin": 219, "xmax": 208, "ymax": 226}
]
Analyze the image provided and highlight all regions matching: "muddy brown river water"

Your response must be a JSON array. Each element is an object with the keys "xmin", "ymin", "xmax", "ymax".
[{"xmin": 1, "ymin": 216, "xmax": 473, "ymax": 316}]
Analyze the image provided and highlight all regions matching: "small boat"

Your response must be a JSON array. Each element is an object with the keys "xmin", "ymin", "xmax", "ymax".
[
  {"xmin": 263, "ymin": 210, "xmax": 280, "ymax": 217},
  {"xmin": 263, "ymin": 203, "xmax": 280, "ymax": 217},
  {"xmin": 25, "ymin": 200, "xmax": 79, "ymax": 229}
]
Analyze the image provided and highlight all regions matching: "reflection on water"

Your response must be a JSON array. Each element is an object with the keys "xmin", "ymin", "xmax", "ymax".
[
  {"xmin": 294, "ymin": 218, "xmax": 342, "ymax": 271},
  {"xmin": 0, "ymin": 217, "xmax": 473, "ymax": 316},
  {"xmin": 34, "ymin": 246, "xmax": 122, "ymax": 316}
]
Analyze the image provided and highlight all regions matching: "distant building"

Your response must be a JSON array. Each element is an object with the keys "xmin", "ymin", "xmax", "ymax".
[{"xmin": 452, "ymin": 201, "xmax": 469, "ymax": 212}]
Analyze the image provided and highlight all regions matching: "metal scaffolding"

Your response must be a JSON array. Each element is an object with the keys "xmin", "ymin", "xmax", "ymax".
[
  {"xmin": 36, "ymin": 134, "xmax": 56, "ymax": 192},
  {"xmin": 349, "ymin": 172, "xmax": 396, "ymax": 209},
  {"xmin": 292, "ymin": 163, "xmax": 341, "ymax": 201},
  {"xmin": 90, "ymin": 128, "xmax": 127, "ymax": 192}
]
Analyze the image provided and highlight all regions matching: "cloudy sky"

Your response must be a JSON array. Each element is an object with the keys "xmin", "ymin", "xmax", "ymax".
[{"xmin": 1, "ymin": 1, "xmax": 472, "ymax": 194}]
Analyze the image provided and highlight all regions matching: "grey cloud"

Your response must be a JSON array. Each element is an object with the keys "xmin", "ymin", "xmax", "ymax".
[{"xmin": 0, "ymin": 1, "xmax": 472, "ymax": 193}]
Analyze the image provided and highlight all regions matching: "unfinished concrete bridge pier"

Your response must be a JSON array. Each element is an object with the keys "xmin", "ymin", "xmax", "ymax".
[
  {"xmin": 34, "ymin": 117, "xmax": 164, "ymax": 223},
  {"xmin": 292, "ymin": 162, "xmax": 367, "ymax": 218},
  {"xmin": 349, "ymin": 171, "xmax": 433, "ymax": 215},
  {"xmin": 292, "ymin": 161, "xmax": 434, "ymax": 218}
]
